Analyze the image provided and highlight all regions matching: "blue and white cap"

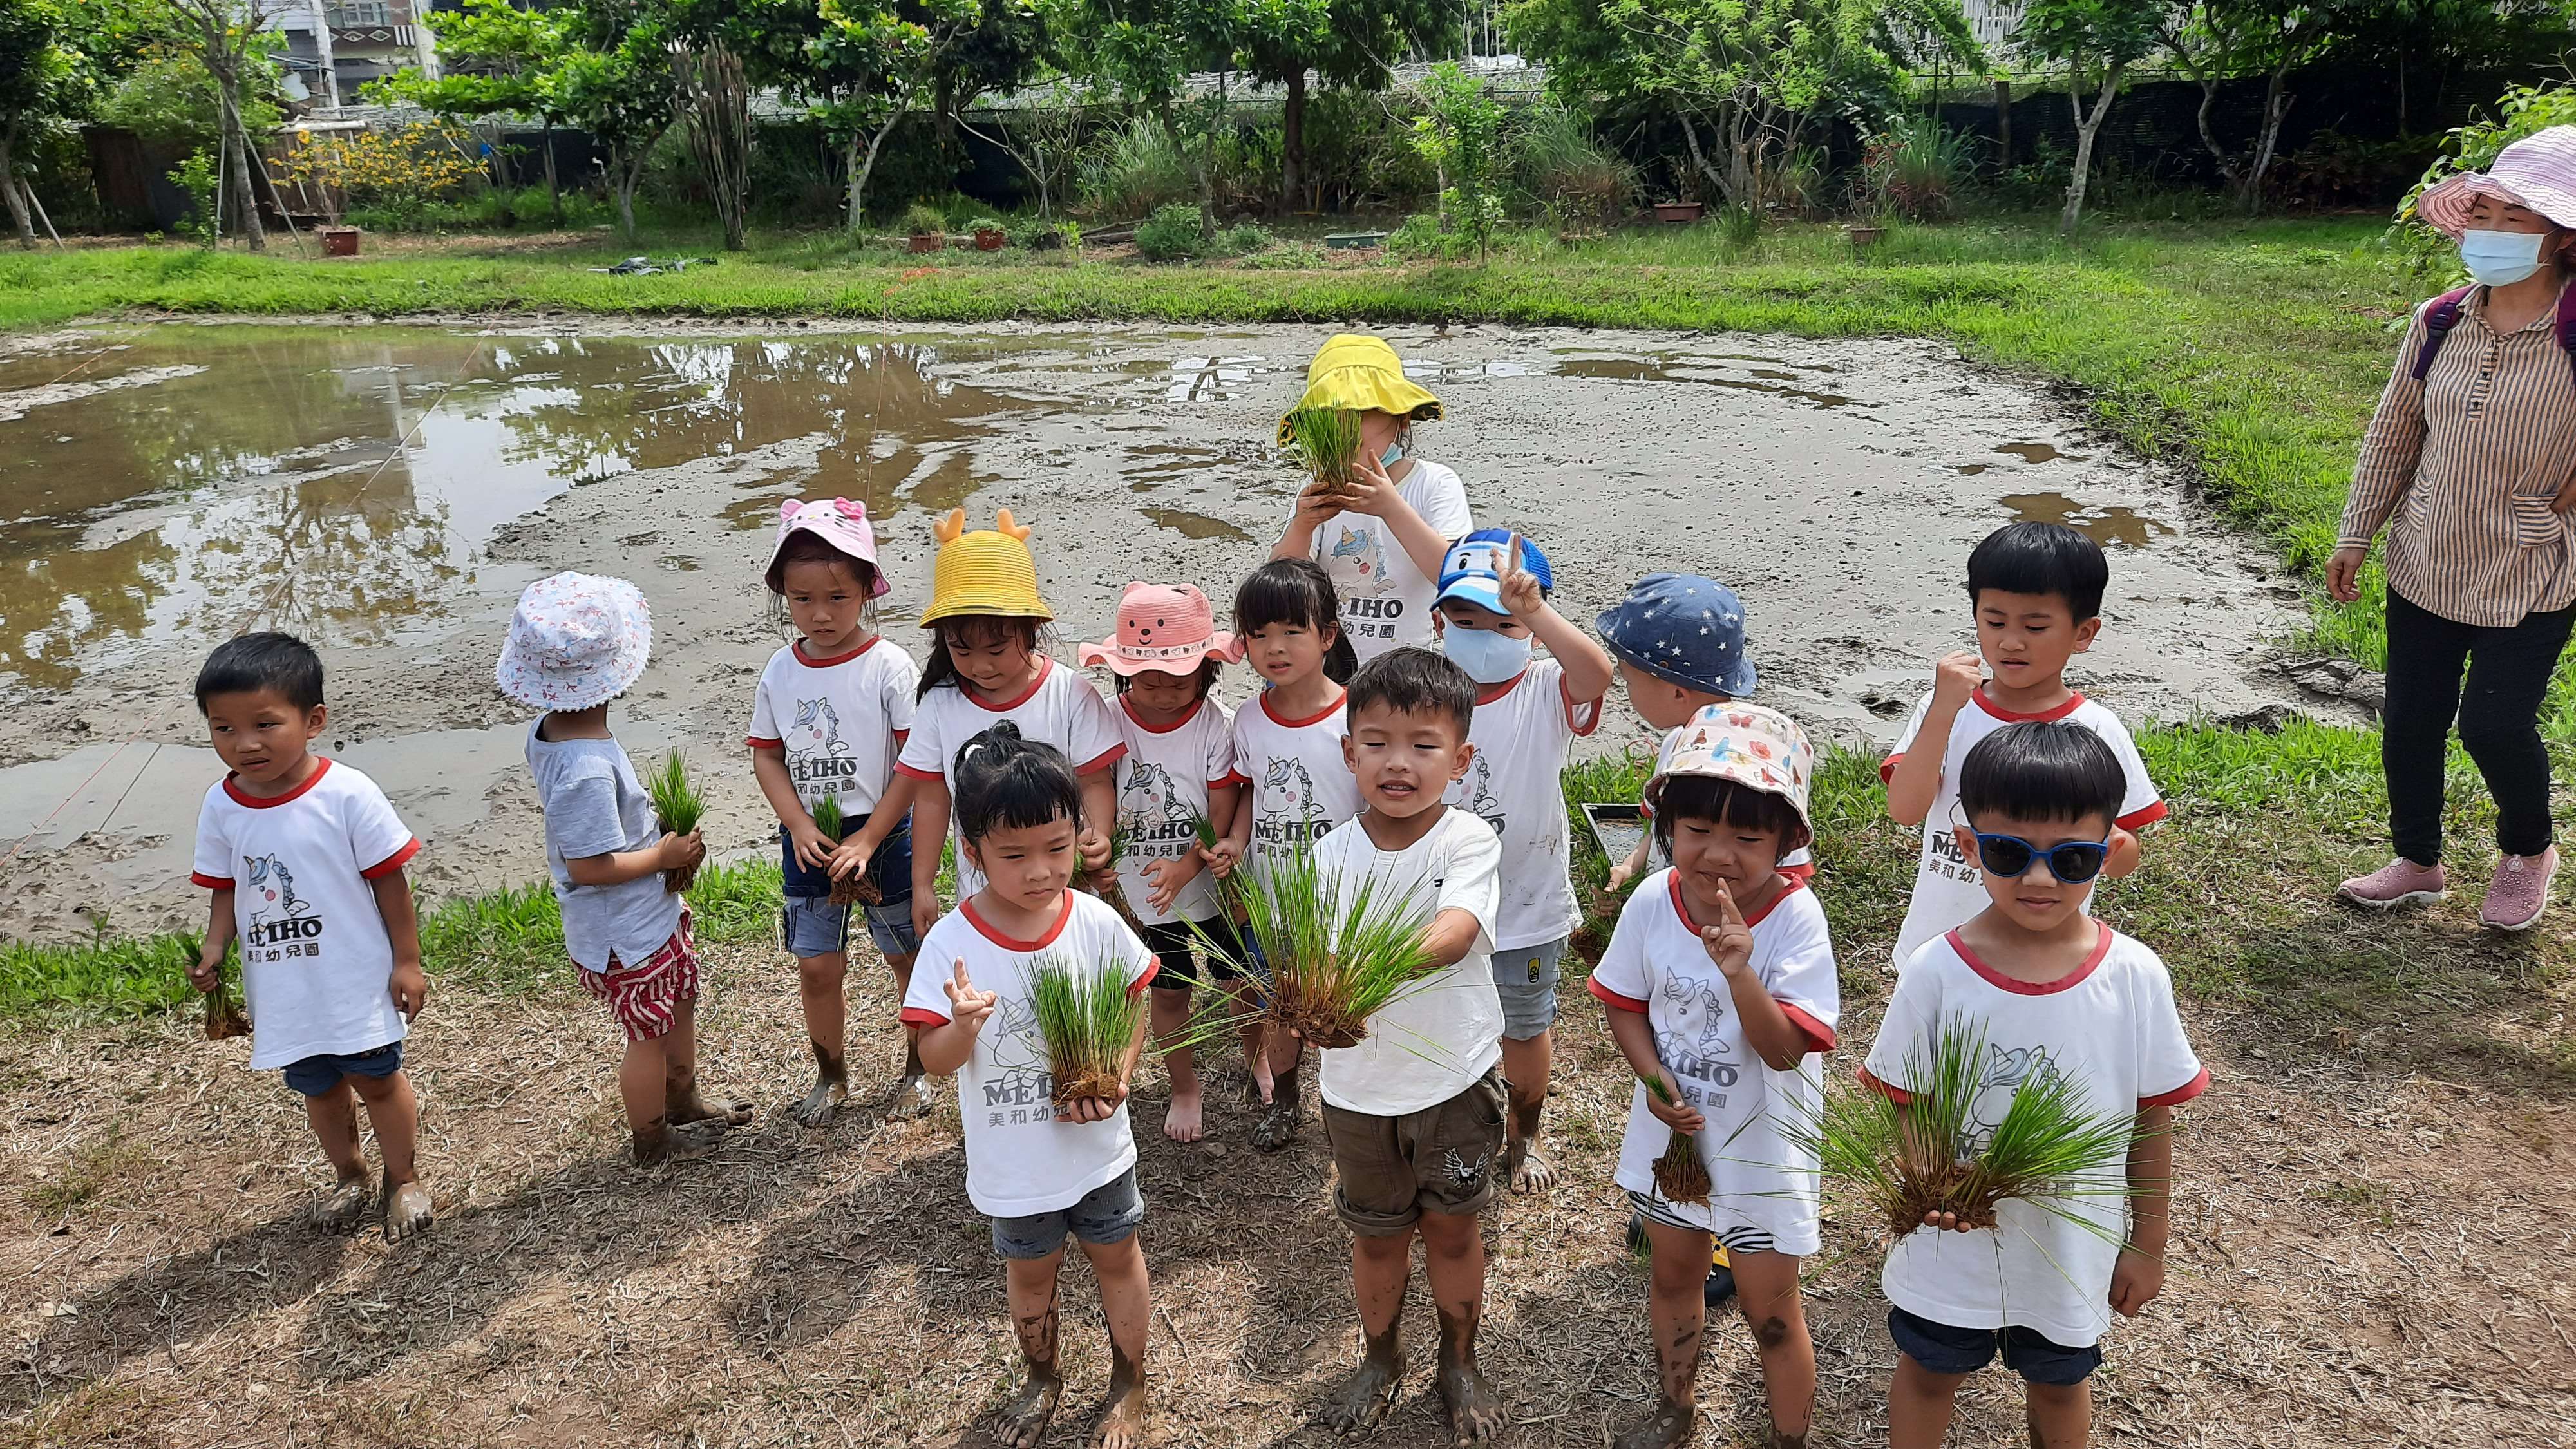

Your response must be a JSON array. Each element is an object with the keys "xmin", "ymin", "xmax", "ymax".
[
  {"xmin": 1434, "ymin": 528, "xmax": 1553, "ymax": 614},
  {"xmin": 1595, "ymin": 573, "xmax": 1757, "ymax": 697}
]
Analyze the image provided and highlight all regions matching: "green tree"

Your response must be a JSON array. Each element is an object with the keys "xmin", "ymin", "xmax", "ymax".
[
  {"xmin": 1231, "ymin": 0, "xmax": 1459, "ymax": 214},
  {"xmin": 803, "ymin": 0, "xmax": 979, "ymax": 229},
  {"xmin": 151, "ymin": 0, "xmax": 287, "ymax": 251},
  {"xmin": 551, "ymin": 0, "xmax": 678, "ymax": 238},
  {"xmin": 374, "ymin": 0, "xmax": 579, "ymax": 218},
  {"xmin": 2012, "ymin": 0, "xmax": 2160, "ymax": 232},
  {"xmin": 0, "ymin": 0, "xmax": 69, "ymax": 244},
  {"xmin": 1056, "ymin": 0, "xmax": 1233, "ymax": 226},
  {"xmin": 2161, "ymin": 0, "xmax": 2358, "ymax": 214},
  {"xmin": 1407, "ymin": 60, "xmax": 1504, "ymax": 258}
]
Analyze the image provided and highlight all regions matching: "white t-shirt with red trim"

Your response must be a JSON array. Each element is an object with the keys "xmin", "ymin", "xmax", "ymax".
[
  {"xmin": 1231, "ymin": 687, "xmax": 1363, "ymax": 880},
  {"xmin": 189, "ymin": 759, "xmax": 421, "ymax": 1070},
  {"xmin": 744, "ymin": 636, "xmax": 918, "ymax": 817},
  {"xmin": 1106, "ymin": 694, "xmax": 1238, "ymax": 927},
  {"xmin": 1315, "ymin": 808, "xmax": 1505, "ymax": 1117},
  {"xmin": 1444, "ymin": 658, "xmax": 1601, "ymax": 949},
  {"xmin": 1305, "ymin": 458, "xmax": 1475, "ymax": 659},
  {"xmin": 897, "ymin": 656, "xmax": 1127, "ymax": 898},
  {"xmin": 1588, "ymin": 869, "xmax": 1839, "ymax": 1250},
  {"xmin": 1642, "ymin": 723, "xmax": 1814, "ymax": 880},
  {"xmin": 1864, "ymin": 925, "xmax": 2208, "ymax": 1349},
  {"xmin": 901, "ymin": 890, "xmax": 1158, "ymax": 1217},
  {"xmin": 1883, "ymin": 690, "xmax": 2164, "ymax": 971}
]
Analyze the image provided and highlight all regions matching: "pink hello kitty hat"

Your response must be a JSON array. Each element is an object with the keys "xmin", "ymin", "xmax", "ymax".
[
  {"xmin": 768, "ymin": 497, "xmax": 891, "ymax": 598},
  {"xmin": 1078, "ymin": 582, "xmax": 1242, "ymax": 676}
]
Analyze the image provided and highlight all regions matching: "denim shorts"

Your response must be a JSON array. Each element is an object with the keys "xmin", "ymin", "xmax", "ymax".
[
  {"xmin": 1888, "ymin": 1306, "xmax": 2103, "ymax": 1386},
  {"xmin": 779, "ymin": 813, "xmax": 914, "ymax": 901},
  {"xmin": 1490, "ymin": 937, "xmax": 1566, "ymax": 1041},
  {"xmin": 281, "ymin": 1040, "xmax": 404, "ymax": 1097},
  {"xmin": 990, "ymin": 1167, "xmax": 1145, "ymax": 1260},
  {"xmin": 782, "ymin": 896, "xmax": 922, "ymax": 960}
]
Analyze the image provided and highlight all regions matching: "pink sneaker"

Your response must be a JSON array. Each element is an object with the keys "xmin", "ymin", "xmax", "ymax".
[
  {"xmin": 2480, "ymin": 848, "xmax": 2557, "ymax": 931},
  {"xmin": 2338, "ymin": 858, "xmax": 2447, "ymax": 909}
]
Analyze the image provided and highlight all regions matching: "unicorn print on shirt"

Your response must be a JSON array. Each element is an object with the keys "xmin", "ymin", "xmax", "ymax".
[{"xmin": 786, "ymin": 696, "xmax": 860, "ymax": 804}]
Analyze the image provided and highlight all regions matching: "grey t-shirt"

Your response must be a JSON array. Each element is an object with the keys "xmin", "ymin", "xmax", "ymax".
[{"xmin": 525, "ymin": 723, "xmax": 684, "ymax": 973}]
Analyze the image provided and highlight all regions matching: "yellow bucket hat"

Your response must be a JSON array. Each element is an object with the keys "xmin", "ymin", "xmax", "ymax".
[
  {"xmin": 920, "ymin": 507, "xmax": 1051, "ymax": 627},
  {"xmin": 1274, "ymin": 333, "xmax": 1443, "ymax": 446}
]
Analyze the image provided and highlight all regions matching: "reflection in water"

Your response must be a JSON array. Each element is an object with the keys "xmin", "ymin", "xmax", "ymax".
[
  {"xmin": 1550, "ymin": 356, "xmax": 1858, "ymax": 409},
  {"xmin": 1142, "ymin": 507, "xmax": 1254, "ymax": 543},
  {"xmin": 1994, "ymin": 441, "xmax": 2083, "ymax": 464},
  {"xmin": 2000, "ymin": 491, "xmax": 2172, "ymax": 549}
]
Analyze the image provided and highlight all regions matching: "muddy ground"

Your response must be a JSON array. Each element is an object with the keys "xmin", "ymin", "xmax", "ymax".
[
  {"xmin": 0, "ymin": 320, "xmax": 2313, "ymax": 943},
  {"xmin": 4, "ymin": 928, "xmax": 2568, "ymax": 1449}
]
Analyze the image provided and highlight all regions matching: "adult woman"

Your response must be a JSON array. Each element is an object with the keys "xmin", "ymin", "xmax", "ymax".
[
  {"xmin": 2330, "ymin": 127, "xmax": 2576, "ymax": 929},
  {"xmin": 1271, "ymin": 334, "xmax": 1473, "ymax": 661}
]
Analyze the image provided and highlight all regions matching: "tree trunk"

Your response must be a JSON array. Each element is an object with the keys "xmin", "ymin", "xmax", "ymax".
[
  {"xmin": 844, "ymin": 129, "xmax": 863, "ymax": 231},
  {"xmin": 1282, "ymin": 67, "xmax": 1305, "ymax": 216},
  {"xmin": 2192, "ymin": 75, "xmax": 2242, "ymax": 194},
  {"xmin": 2060, "ymin": 62, "xmax": 2123, "ymax": 234},
  {"xmin": 1993, "ymin": 79, "xmax": 2011, "ymax": 173},
  {"xmin": 218, "ymin": 75, "xmax": 267, "ymax": 251},
  {"xmin": 542, "ymin": 122, "xmax": 562, "ymax": 222},
  {"xmin": 850, "ymin": 111, "xmax": 900, "ymax": 229},
  {"xmin": 0, "ymin": 122, "xmax": 32, "ymax": 249},
  {"xmin": 2244, "ymin": 70, "xmax": 2293, "ymax": 216},
  {"xmin": 1676, "ymin": 109, "xmax": 1731, "ymax": 207},
  {"xmin": 614, "ymin": 145, "xmax": 639, "ymax": 238}
]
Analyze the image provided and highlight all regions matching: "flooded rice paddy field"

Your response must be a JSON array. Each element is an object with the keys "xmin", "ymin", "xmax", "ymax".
[{"xmin": 0, "ymin": 320, "xmax": 2309, "ymax": 942}]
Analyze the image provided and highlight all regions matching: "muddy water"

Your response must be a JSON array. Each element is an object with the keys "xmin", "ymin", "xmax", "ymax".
[{"xmin": 0, "ymin": 321, "xmax": 2309, "ymax": 941}]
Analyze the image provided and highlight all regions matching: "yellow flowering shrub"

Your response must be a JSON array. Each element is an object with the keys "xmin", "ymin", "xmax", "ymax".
[{"xmin": 278, "ymin": 122, "xmax": 488, "ymax": 218}]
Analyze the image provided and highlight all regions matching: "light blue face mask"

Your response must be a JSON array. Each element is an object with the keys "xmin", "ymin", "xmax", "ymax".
[
  {"xmin": 2462, "ymin": 228, "xmax": 2546, "ymax": 287},
  {"xmin": 1442, "ymin": 620, "xmax": 1532, "ymax": 684},
  {"xmin": 1380, "ymin": 439, "xmax": 1406, "ymax": 467}
]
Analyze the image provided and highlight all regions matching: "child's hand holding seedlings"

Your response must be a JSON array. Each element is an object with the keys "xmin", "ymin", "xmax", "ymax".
[
  {"xmin": 827, "ymin": 833, "xmax": 873, "ymax": 882},
  {"xmin": 1642, "ymin": 1068, "xmax": 1704, "ymax": 1135},
  {"xmin": 1198, "ymin": 835, "xmax": 1243, "ymax": 880},
  {"xmin": 1064, "ymin": 1078, "xmax": 1130, "ymax": 1124},
  {"xmin": 188, "ymin": 940, "xmax": 223, "ymax": 994},
  {"xmin": 1334, "ymin": 450, "xmax": 1400, "ymax": 517},
  {"xmin": 1142, "ymin": 852, "xmax": 1204, "ymax": 914},
  {"xmin": 787, "ymin": 814, "xmax": 837, "ymax": 871},
  {"xmin": 1077, "ymin": 824, "xmax": 1115, "ymax": 882},
  {"xmin": 657, "ymin": 829, "xmax": 706, "ymax": 876}
]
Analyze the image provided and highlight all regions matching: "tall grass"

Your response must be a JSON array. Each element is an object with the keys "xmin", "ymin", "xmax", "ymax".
[
  {"xmin": 1206, "ymin": 839, "xmax": 1439, "ymax": 1048},
  {"xmin": 1028, "ymin": 952, "xmax": 1146, "ymax": 1105},
  {"xmin": 1284, "ymin": 407, "xmax": 1364, "ymax": 494}
]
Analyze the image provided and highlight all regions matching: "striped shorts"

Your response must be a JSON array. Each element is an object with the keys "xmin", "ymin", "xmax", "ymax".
[
  {"xmin": 580, "ymin": 910, "xmax": 700, "ymax": 1043},
  {"xmin": 1627, "ymin": 1189, "xmax": 1787, "ymax": 1256}
]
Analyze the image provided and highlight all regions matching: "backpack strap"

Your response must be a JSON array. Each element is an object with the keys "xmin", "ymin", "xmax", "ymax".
[
  {"xmin": 2410, "ymin": 285, "xmax": 2476, "ymax": 383},
  {"xmin": 2556, "ymin": 282, "xmax": 2576, "ymax": 381}
]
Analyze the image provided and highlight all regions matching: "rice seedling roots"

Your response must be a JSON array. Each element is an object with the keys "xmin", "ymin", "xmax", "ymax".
[
  {"xmin": 1049, "ymin": 1066, "xmax": 1128, "ymax": 1109},
  {"xmin": 1651, "ymin": 1132, "xmax": 1710, "ymax": 1208},
  {"xmin": 826, "ymin": 873, "xmax": 880, "ymax": 907}
]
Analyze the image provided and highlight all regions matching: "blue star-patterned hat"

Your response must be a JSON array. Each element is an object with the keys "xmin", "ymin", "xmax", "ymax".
[{"xmin": 1595, "ymin": 573, "xmax": 1757, "ymax": 697}]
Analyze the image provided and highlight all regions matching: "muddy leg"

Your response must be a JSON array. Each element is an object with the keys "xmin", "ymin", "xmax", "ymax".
[
  {"xmin": 1617, "ymin": 1219, "xmax": 1707, "ymax": 1449},
  {"xmin": 348, "ymin": 1069, "xmax": 432, "ymax": 1242},
  {"xmin": 302, "ymin": 1080, "xmax": 372, "ymax": 1232},
  {"xmin": 663, "ymin": 999, "xmax": 752, "ymax": 1129},
  {"xmin": 793, "ymin": 951, "xmax": 849, "ymax": 1127},
  {"xmin": 621, "ymin": 1035, "xmax": 677, "ymax": 1165},
  {"xmin": 1499, "ymin": 1031, "xmax": 1556, "ymax": 1193},
  {"xmin": 999, "ymin": 1249, "xmax": 1066, "ymax": 1449},
  {"xmin": 886, "ymin": 951, "xmax": 938, "ymax": 1117},
  {"xmin": 1421, "ymin": 1208, "xmax": 1504, "ymax": 1443},
  {"xmin": 2025, "ymin": 1379, "xmax": 2091, "ymax": 1449},
  {"xmin": 1251, "ymin": 1038, "xmax": 1303, "ymax": 1152},
  {"xmin": 1732, "ymin": 1249, "xmax": 1815, "ymax": 1448},
  {"xmin": 1319, "ymin": 1229, "xmax": 1410, "ymax": 1430},
  {"xmin": 1080, "ymin": 1231, "xmax": 1151, "ymax": 1449}
]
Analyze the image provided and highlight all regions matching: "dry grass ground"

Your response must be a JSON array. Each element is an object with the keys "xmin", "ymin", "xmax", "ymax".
[{"xmin": 6, "ymin": 840, "xmax": 2573, "ymax": 1449}]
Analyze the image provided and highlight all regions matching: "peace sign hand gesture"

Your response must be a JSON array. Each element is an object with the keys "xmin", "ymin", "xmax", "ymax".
[
  {"xmin": 1494, "ymin": 533, "xmax": 1544, "ymax": 623},
  {"xmin": 943, "ymin": 958, "xmax": 999, "ymax": 1034},
  {"xmin": 1700, "ymin": 882, "xmax": 1756, "ymax": 980}
]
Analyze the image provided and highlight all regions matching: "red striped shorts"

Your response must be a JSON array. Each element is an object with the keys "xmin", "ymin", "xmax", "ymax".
[{"xmin": 580, "ymin": 910, "xmax": 699, "ymax": 1043}]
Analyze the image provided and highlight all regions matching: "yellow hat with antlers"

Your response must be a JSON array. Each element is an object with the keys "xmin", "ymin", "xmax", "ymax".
[{"xmin": 921, "ymin": 507, "xmax": 1050, "ymax": 626}]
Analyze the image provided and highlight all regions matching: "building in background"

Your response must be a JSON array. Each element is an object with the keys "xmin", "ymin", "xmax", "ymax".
[{"xmin": 269, "ymin": 0, "xmax": 442, "ymax": 109}]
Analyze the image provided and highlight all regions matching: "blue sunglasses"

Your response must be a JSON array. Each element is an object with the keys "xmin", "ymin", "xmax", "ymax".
[{"xmin": 1971, "ymin": 831, "xmax": 2110, "ymax": 884}]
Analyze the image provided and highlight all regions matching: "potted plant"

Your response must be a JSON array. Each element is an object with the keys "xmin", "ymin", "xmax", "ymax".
[
  {"xmin": 1653, "ymin": 200, "xmax": 1705, "ymax": 223},
  {"xmin": 902, "ymin": 202, "xmax": 948, "ymax": 254},
  {"xmin": 1845, "ymin": 222, "xmax": 1888, "ymax": 247},
  {"xmin": 967, "ymin": 216, "xmax": 1007, "ymax": 251}
]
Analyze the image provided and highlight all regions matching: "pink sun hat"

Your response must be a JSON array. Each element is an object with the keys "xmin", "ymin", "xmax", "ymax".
[
  {"xmin": 2416, "ymin": 126, "xmax": 2576, "ymax": 239},
  {"xmin": 495, "ymin": 571, "xmax": 652, "ymax": 712},
  {"xmin": 768, "ymin": 497, "xmax": 892, "ymax": 598},
  {"xmin": 1077, "ymin": 582, "xmax": 1242, "ymax": 676}
]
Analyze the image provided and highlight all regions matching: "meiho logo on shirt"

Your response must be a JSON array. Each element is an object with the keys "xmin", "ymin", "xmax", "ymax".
[
  {"xmin": 1653, "ymin": 973, "xmax": 1743, "ymax": 1106},
  {"xmin": 242, "ymin": 853, "xmax": 327, "ymax": 961},
  {"xmin": 1926, "ymin": 824, "xmax": 1975, "ymax": 882},
  {"xmin": 1254, "ymin": 758, "xmax": 1336, "ymax": 848},
  {"xmin": 1460, "ymin": 757, "xmax": 1507, "ymax": 840},
  {"xmin": 1118, "ymin": 763, "xmax": 1199, "ymax": 858}
]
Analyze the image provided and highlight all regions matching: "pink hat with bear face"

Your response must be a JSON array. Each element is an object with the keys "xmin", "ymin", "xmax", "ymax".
[{"xmin": 1077, "ymin": 582, "xmax": 1242, "ymax": 676}]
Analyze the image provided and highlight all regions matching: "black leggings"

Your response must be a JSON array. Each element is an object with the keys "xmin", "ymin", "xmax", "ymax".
[{"xmin": 2383, "ymin": 590, "xmax": 2575, "ymax": 865}]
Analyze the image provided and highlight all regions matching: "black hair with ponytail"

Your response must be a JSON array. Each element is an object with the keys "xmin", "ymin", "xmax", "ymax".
[
  {"xmin": 952, "ymin": 723, "xmax": 1084, "ymax": 846},
  {"xmin": 1234, "ymin": 558, "xmax": 1358, "ymax": 685}
]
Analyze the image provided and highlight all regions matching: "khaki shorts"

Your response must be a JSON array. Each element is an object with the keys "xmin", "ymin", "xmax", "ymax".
[{"xmin": 1321, "ymin": 1068, "xmax": 1508, "ymax": 1236}]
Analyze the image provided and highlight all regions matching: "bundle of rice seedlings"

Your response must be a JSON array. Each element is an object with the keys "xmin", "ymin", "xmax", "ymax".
[
  {"xmin": 1285, "ymin": 407, "xmax": 1366, "ymax": 497},
  {"xmin": 646, "ymin": 750, "xmax": 704, "ymax": 892},
  {"xmin": 1206, "ymin": 838, "xmax": 1435, "ymax": 1048},
  {"xmin": 1643, "ymin": 1074, "xmax": 1710, "ymax": 1206},
  {"xmin": 810, "ymin": 795, "xmax": 880, "ymax": 906},
  {"xmin": 1029, "ymin": 951, "xmax": 1148, "ymax": 1108},
  {"xmin": 189, "ymin": 934, "xmax": 250, "ymax": 1041},
  {"xmin": 1796, "ymin": 1016, "xmax": 2139, "ymax": 1242}
]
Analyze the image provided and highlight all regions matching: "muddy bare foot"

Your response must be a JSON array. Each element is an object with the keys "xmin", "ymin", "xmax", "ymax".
[
  {"xmin": 1435, "ymin": 1356, "xmax": 1506, "ymax": 1444},
  {"xmin": 889, "ymin": 1072, "xmax": 936, "ymax": 1119},
  {"xmin": 793, "ymin": 1071, "xmax": 847, "ymax": 1128},
  {"xmin": 1096, "ymin": 1355, "xmax": 1148, "ymax": 1449},
  {"xmin": 312, "ymin": 1169, "xmax": 371, "ymax": 1233},
  {"xmin": 381, "ymin": 1175, "xmax": 433, "ymax": 1243},
  {"xmin": 1613, "ymin": 1400, "xmax": 1696, "ymax": 1449},
  {"xmin": 1317, "ymin": 1353, "xmax": 1405, "ymax": 1433},
  {"xmin": 1503, "ymin": 1137, "xmax": 1558, "ymax": 1194},
  {"xmin": 995, "ymin": 1368, "xmax": 1063, "ymax": 1449},
  {"xmin": 1250, "ymin": 1094, "xmax": 1301, "ymax": 1153},
  {"xmin": 668, "ymin": 1090, "xmax": 754, "ymax": 1130},
  {"xmin": 1164, "ymin": 1083, "xmax": 1204, "ymax": 1143}
]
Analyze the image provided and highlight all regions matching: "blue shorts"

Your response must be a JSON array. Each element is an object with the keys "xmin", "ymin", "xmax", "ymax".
[
  {"xmin": 1491, "ymin": 937, "xmax": 1566, "ymax": 1041},
  {"xmin": 780, "ymin": 813, "xmax": 914, "ymax": 902},
  {"xmin": 1888, "ymin": 1306, "xmax": 2103, "ymax": 1386},
  {"xmin": 782, "ymin": 896, "xmax": 920, "ymax": 960},
  {"xmin": 281, "ymin": 1041, "xmax": 404, "ymax": 1097},
  {"xmin": 990, "ymin": 1168, "xmax": 1145, "ymax": 1260}
]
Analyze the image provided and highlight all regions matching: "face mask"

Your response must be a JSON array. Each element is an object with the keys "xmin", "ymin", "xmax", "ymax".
[
  {"xmin": 2461, "ymin": 228, "xmax": 2546, "ymax": 287},
  {"xmin": 1443, "ymin": 623, "xmax": 1531, "ymax": 684},
  {"xmin": 1379, "ymin": 439, "xmax": 1406, "ymax": 467}
]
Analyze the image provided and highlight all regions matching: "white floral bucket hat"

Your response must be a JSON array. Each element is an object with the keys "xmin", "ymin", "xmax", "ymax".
[
  {"xmin": 495, "ymin": 571, "xmax": 652, "ymax": 712},
  {"xmin": 1644, "ymin": 702, "xmax": 1816, "ymax": 838}
]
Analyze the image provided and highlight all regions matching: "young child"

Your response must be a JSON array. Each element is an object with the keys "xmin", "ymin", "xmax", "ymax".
[
  {"xmin": 745, "ymin": 498, "xmax": 923, "ymax": 1126},
  {"xmin": 1204, "ymin": 557, "xmax": 1363, "ymax": 1151},
  {"xmin": 1882, "ymin": 522, "xmax": 2164, "ymax": 973},
  {"xmin": 901, "ymin": 724, "xmax": 1157, "ymax": 1449},
  {"xmin": 500, "ymin": 572, "xmax": 751, "ymax": 1165},
  {"xmin": 1596, "ymin": 573, "xmax": 1814, "ymax": 895},
  {"xmin": 1864, "ymin": 721, "xmax": 2207, "ymax": 1449},
  {"xmin": 1306, "ymin": 647, "xmax": 1508, "ymax": 1443},
  {"xmin": 187, "ymin": 632, "xmax": 434, "ymax": 1242},
  {"xmin": 1270, "ymin": 334, "xmax": 1473, "ymax": 661},
  {"xmin": 1587, "ymin": 704, "xmax": 1837, "ymax": 1449},
  {"xmin": 1077, "ymin": 582, "xmax": 1258, "ymax": 1144},
  {"xmin": 1430, "ymin": 529, "xmax": 1615, "ymax": 1194},
  {"xmin": 837, "ymin": 509, "xmax": 1127, "ymax": 1108}
]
